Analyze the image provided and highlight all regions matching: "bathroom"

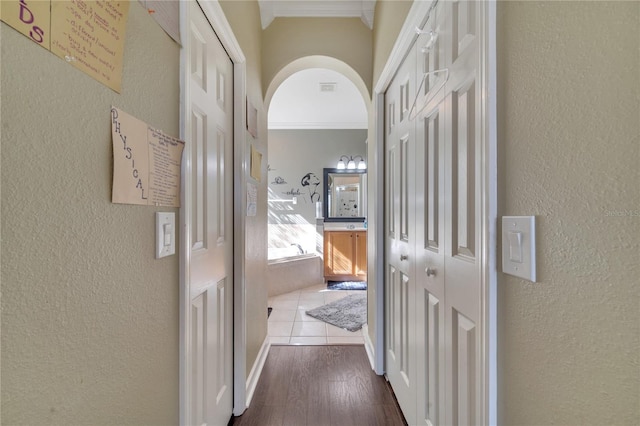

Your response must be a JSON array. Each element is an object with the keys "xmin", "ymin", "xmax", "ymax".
[
  {"xmin": 266, "ymin": 127, "xmax": 367, "ymax": 297},
  {"xmin": 266, "ymin": 67, "xmax": 368, "ymax": 298}
]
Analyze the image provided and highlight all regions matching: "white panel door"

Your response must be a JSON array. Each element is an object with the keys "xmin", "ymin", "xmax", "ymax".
[
  {"xmin": 185, "ymin": 2, "xmax": 234, "ymax": 425},
  {"xmin": 442, "ymin": 1, "xmax": 482, "ymax": 424},
  {"xmin": 415, "ymin": 4, "xmax": 447, "ymax": 425},
  {"xmin": 385, "ymin": 43, "xmax": 418, "ymax": 426}
]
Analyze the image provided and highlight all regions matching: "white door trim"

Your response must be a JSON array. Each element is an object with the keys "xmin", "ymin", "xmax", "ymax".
[
  {"xmin": 484, "ymin": 3, "xmax": 499, "ymax": 423},
  {"xmin": 371, "ymin": 1, "xmax": 497, "ymax": 424},
  {"xmin": 179, "ymin": 1, "xmax": 248, "ymax": 423},
  {"xmin": 369, "ymin": 93, "xmax": 386, "ymax": 376}
]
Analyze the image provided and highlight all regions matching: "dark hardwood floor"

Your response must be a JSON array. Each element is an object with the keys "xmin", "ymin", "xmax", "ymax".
[{"xmin": 232, "ymin": 345, "xmax": 407, "ymax": 426}]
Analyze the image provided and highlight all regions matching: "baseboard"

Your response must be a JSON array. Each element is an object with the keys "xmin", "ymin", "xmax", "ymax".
[
  {"xmin": 245, "ymin": 336, "xmax": 270, "ymax": 408},
  {"xmin": 362, "ymin": 324, "xmax": 376, "ymax": 371}
]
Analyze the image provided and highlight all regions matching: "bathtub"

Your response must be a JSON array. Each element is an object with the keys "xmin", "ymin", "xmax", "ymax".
[{"xmin": 266, "ymin": 251, "xmax": 323, "ymax": 297}]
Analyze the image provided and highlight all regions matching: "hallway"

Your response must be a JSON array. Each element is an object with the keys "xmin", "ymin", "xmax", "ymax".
[{"xmin": 232, "ymin": 345, "xmax": 406, "ymax": 425}]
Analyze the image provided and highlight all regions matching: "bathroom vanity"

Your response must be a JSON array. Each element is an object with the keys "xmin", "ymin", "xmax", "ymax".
[
  {"xmin": 323, "ymin": 223, "xmax": 367, "ymax": 282},
  {"xmin": 322, "ymin": 167, "xmax": 368, "ymax": 282}
]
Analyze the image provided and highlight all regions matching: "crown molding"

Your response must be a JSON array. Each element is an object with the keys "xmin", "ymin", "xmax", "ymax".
[
  {"xmin": 268, "ymin": 121, "xmax": 368, "ymax": 130},
  {"xmin": 259, "ymin": 0, "xmax": 376, "ymax": 29}
]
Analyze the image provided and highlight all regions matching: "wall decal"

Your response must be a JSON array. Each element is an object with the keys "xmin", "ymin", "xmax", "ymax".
[
  {"xmin": 272, "ymin": 176, "xmax": 287, "ymax": 185},
  {"xmin": 283, "ymin": 188, "xmax": 302, "ymax": 196},
  {"xmin": 301, "ymin": 172, "xmax": 321, "ymax": 203}
]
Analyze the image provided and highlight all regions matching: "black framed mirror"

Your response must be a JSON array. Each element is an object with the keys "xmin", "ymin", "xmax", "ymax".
[{"xmin": 323, "ymin": 168, "xmax": 367, "ymax": 222}]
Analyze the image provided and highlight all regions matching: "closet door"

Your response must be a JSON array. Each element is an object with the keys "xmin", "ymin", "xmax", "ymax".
[
  {"xmin": 442, "ymin": 1, "xmax": 483, "ymax": 424},
  {"xmin": 384, "ymin": 43, "xmax": 418, "ymax": 426},
  {"xmin": 415, "ymin": 4, "xmax": 447, "ymax": 425},
  {"xmin": 385, "ymin": 2, "xmax": 487, "ymax": 425}
]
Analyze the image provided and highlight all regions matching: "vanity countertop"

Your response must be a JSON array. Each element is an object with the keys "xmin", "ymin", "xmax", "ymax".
[{"xmin": 323, "ymin": 222, "xmax": 366, "ymax": 231}]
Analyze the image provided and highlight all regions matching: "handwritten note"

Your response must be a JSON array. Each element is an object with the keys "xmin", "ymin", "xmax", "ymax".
[
  {"xmin": 111, "ymin": 107, "xmax": 184, "ymax": 207},
  {"xmin": 51, "ymin": 0, "xmax": 129, "ymax": 92},
  {"xmin": 0, "ymin": 0, "xmax": 129, "ymax": 93},
  {"xmin": 148, "ymin": 128, "xmax": 184, "ymax": 206},
  {"xmin": 0, "ymin": 0, "xmax": 51, "ymax": 49}
]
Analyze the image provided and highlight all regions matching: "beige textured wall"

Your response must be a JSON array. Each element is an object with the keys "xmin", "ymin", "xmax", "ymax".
[
  {"xmin": 219, "ymin": 0, "xmax": 269, "ymax": 378},
  {"xmin": 1, "ymin": 3, "xmax": 180, "ymax": 425},
  {"xmin": 262, "ymin": 17, "xmax": 372, "ymax": 96},
  {"xmin": 372, "ymin": 0, "xmax": 413, "ymax": 87},
  {"xmin": 497, "ymin": 2, "xmax": 639, "ymax": 424}
]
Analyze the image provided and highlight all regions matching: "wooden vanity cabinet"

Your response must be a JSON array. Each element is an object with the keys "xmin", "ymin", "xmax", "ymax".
[{"xmin": 323, "ymin": 230, "xmax": 367, "ymax": 281}]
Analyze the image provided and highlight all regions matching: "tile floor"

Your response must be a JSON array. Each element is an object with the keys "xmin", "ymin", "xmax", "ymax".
[{"xmin": 268, "ymin": 283, "xmax": 366, "ymax": 345}]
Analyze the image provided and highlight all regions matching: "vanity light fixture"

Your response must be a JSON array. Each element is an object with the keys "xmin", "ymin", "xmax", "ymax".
[{"xmin": 337, "ymin": 155, "xmax": 366, "ymax": 170}]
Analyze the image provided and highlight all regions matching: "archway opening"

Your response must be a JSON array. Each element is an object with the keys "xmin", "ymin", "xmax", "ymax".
[{"xmin": 267, "ymin": 67, "xmax": 368, "ymax": 261}]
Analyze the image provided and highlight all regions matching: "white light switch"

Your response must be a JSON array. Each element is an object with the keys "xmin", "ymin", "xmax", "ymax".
[
  {"xmin": 156, "ymin": 212, "xmax": 175, "ymax": 258},
  {"xmin": 508, "ymin": 231, "xmax": 523, "ymax": 263},
  {"xmin": 502, "ymin": 216, "xmax": 536, "ymax": 282},
  {"xmin": 163, "ymin": 224, "xmax": 172, "ymax": 246}
]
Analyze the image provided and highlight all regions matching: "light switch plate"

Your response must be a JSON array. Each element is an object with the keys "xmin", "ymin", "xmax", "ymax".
[
  {"xmin": 502, "ymin": 216, "xmax": 536, "ymax": 282},
  {"xmin": 156, "ymin": 212, "xmax": 175, "ymax": 258}
]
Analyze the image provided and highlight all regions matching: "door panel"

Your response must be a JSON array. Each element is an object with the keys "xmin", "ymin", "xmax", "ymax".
[
  {"xmin": 186, "ymin": 2, "xmax": 234, "ymax": 425},
  {"xmin": 191, "ymin": 109, "xmax": 206, "ymax": 248},
  {"xmin": 385, "ymin": 42, "xmax": 417, "ymax": 426},
  {"xmin": 400, "ymin": 135, "xmax": 410, "ymax": 242},
  {"xmin": 451, "ymin": 310, "xmax": 476, "ymax": 426},
  {"xmin": 444, "ymin": 1, "xmax": 481, "ymax": 424},
  {"xmin": 387, "ymin": 265, "xmax": 398, "ymax": 363},
  {"xmin": 415, "ymin": 6, "xmax": 448, "ymax": 425},
  {"xmin": 425, "ymin": 111, "xmax": 440, "ymax": 251},
  {"xmin": 400, "ymin": 272, "xmax": 411, "ymax": 386},
  {"xmin": 452, "ymin": 81, "xmax": 476, "ymax": 259},
  {"xmin": 388, "ymin": 147, "xmax": 396, "ymax": 239},
  {"xmin": 452, "ymin": 0, "xmax": 476, "ymax": 60},
  {"xmin": 416, "ymin": 103, "xmax": 447, "ymax": 426},
  {"xmin": 191, "ymin": 293, "xmax": 205, "ymax": 425}
]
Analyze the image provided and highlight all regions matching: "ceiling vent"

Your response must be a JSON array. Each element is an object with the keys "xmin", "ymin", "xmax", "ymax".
[{"xmin": 319, "ymin": 82, "xmax": 337, "ymax": 92}]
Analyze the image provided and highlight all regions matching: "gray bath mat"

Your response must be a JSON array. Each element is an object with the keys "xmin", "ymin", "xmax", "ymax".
[
  {"xmin": 327, "ymin": 280, "xmax": 367, "ymax": 291},
  {"xmin": 305, "ymin": 293, "xmax": 367, "ymax": 332}
]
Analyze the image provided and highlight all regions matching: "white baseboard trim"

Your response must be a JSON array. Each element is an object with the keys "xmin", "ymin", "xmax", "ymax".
[
  {"xmin": 245, "ymin": 336, "xmax": 270, "ymax": 408},
  {"xmin": 362, "ymin": 324, "xmax": 376, "ymax": 371}
]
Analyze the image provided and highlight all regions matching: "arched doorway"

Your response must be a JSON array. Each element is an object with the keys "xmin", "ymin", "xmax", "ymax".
[{"xmin": 264, "ymin": 58, "xmax": 372, "ymax": 346}]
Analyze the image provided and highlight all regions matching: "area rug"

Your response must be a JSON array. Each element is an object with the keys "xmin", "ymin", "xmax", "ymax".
[
  {"xmin": 327, "ymin": 280, "xmax": 367, "ymax": 291},
  {"xmin": 305, "ymin": 293, "xmax": 367, "ymax": 332}
]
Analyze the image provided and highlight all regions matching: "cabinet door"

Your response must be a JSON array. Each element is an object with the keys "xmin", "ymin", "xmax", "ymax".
[
  {"xmin": 354, "ymin": 231, "xmax": 367, "ymax": 279},
  {"xmin": 324, "ymin": 231, "xmax": 355, "ymax": 277}
]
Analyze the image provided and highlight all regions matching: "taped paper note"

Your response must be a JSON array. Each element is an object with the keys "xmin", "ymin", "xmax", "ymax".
[
  {"xmin": 0, "ymin": 0, "xmax": 130, "ymax": 92},
  {"xmin": 111, "ymin": 107, "xmax": 185, "ymax": 207}
]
